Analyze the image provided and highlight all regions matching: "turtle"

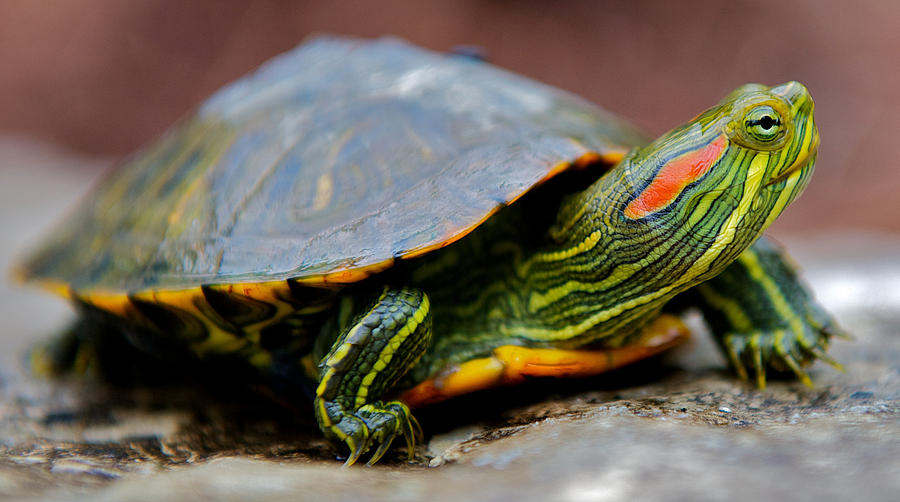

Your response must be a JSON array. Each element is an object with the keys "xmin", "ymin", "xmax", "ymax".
[{"xmin": 17, "ymin": 36, "xmax": 842, "ymax": 466}]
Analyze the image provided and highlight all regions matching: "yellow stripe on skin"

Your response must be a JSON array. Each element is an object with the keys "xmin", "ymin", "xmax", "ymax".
[
  {"xmin": 527, "ymin": 277, "xmax": 607, "ymax": 313},
  {"xmin": 519, "ymin": 230, "xmax": 602, "ymax": 277},
  {"xmin": 520, "ymin": 153, "xmax": 744, "ymax": 315},
  {"xmin": 549, "ymin": 150, "xmax": 628, "ymax": 240},
  {"xmin": 689, "ymin": 152, "xmax": 767, "ymax": 269},
  {"xmin": 735, "ymin": 249, "xmax": 806, "ymax": 337},
  {"xmin": 353, "ymin": 294, "xmax": 430, "ymax": 408},
  {"xmin": 748, "ymin": 332, "xmax": 765, "ymax": 388},
  {"xmin": 315, "ymin": 289, "xmax": 391, "ymax": 411},
  {"xmin": 760, "ymin": 122, "xmax": 809, "ymax": 230},
  {"xmin": 695, "ymin": 284, "xmax": 753, "ymax": 332},
  {"xmin": 499, "ymin": 152, "xmax": 769, "ymax": 342},
  {"xmin": 761, "ymin": 171, "xmax": 798, "ymax": 230},
  {"xmin": 301, "ymin": 353, "xmax": 319, "ymax": 380},
  {"xmin": 316, "ymin": 399, "xmax": 333, "ymax": 428},
  {"xmin": 525, "ymin": 247, "xmax": 666, "ymax": 313},
  {"xmin": 684, "ymin": 152, "xmax": 745, "ymax": 228}
]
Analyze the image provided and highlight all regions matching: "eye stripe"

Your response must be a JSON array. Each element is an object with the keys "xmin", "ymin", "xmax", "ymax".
[{"xmin": 624, "ymin": 134, "xmax": 728, "ymax": 220}]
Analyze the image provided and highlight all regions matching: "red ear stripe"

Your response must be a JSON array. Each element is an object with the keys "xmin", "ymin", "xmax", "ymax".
[{"xmin": 624, "ymin": 134, "xmax": 727, "ymax": 220}]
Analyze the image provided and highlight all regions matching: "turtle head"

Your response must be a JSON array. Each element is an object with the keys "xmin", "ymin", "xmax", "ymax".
[
  {"xmin": 616, "ymin": 81, "xmax": 817, "ymax": 269},
  {"xmin": 718, "ymin": 80, "xmax": 818, "ymax": 192}
]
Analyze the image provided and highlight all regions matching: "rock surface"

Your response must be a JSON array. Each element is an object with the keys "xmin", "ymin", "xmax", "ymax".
[{"xmin": 1, "ymin": 137, "xmax": 898, "ymax": 501}]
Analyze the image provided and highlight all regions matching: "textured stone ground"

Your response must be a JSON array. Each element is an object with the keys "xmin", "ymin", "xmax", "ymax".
[{"xmin": 1, "ymin": 138, "xmax": 898, "ymax": 501}]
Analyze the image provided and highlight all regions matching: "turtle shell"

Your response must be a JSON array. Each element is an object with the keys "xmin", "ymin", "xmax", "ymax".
[{"xmin": 21, "ymin": 36, "xmax": 646, "ymax": 295}]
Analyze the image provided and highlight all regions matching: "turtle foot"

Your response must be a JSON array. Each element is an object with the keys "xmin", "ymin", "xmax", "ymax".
[
  {"xmin": 322, "ymin": 400, "xmax": 422, "ymax": 466},
  {"xmin": 692, "ymin": 237, "xmax": 848, "ymax": 389},
  {"xmin": 722, "ymin": 309, "xmax": 846, "ymax": 389}
]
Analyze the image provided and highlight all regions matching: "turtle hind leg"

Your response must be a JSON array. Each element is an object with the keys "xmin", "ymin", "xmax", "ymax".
[
  {"xmin": 400, "ymin": 314, "xmax": 690, "ymax": 408},
  {"xmin": 32, "ymin": 316, "xmax": 126, "ymax": 380},
  {"xmin": 31, "ymin": 317, "xmax": 101, "ymax": 378},
  {"xmin": 31, "ymin": 314, "xmax": 199, "ymax": 385},
  {"xmin": 688, "ymin": 237, "xmax": 845, "ymax": 388},
  {"xmin": 314, "ymin": 286, "xmax": 432, "ymax": 466}
]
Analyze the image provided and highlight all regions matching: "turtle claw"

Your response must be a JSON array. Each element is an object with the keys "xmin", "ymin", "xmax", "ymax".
[
  {"xmin": 830, "ymin": 330, "xmax": 854, "ymax": 341},
  {"xmin": 722, "ymin": 314, "xmax": 842, "ymax": 389},
  {"xmin": 779, "ymin": 352, "xmax": 813, "ymax": 388},
  {"xmin": 342, "ymin": 428, "xmax": 369, "ymax": 468},
  {"xmin": 407, "ymin": 413, "xmax": 424, "ymax": 455},
  {"xmin": 360, "ymin": 401, "xmax": 419, "ymax": 465},
  {"xmin": 329, "ymin": 400, "xmax": 419, "ymax": 466},
  {"xmin": 751, "ymin": 337, "xmax": 766, "ymax": 389},
  {"xmin": 809, "ymin": 346, "xmax": 844, "ymax": 372},
  {"xmin": 366, "ymin": 432, "xmax": 397, "ymax": 466}
]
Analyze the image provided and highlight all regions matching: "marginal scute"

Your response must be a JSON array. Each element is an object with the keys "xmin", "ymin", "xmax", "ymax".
[
  {"xmin": 127, "ymin": 297, "xmax": 209, "ymax": 344},
  {"xmin": 201, "ymin": 285, "xmax": 277, "ymax": 327}
]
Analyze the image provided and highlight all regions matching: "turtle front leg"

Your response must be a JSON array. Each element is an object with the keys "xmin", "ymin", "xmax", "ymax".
[
  {"xmin": 689, "ymin": 237, "xmax": 845, "ymax": 388},
  {"xmin": 314, "ymin": 287, "xmax": 431, "ymax": 466}
]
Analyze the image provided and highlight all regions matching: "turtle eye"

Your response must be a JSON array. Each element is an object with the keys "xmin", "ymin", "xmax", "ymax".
[{"xmin": 744, "ymin": 106, "xmax": 783, "ymax": 142}]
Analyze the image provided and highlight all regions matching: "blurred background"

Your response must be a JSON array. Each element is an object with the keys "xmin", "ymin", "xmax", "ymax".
[
  {"xmin": 0, "ymin": 0, "xmax": 897, "ymax": 234},
  {"xmin": 1, "ymin": 3, "xmax": 899, "ymax": 498},
  {"xmin": 1, "ymin": 0, "xmax": 898, "ymax": 234}
]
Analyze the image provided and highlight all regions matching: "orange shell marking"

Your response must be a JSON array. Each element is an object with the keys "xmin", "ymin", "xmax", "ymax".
[
  {"xmin": 624, "ymin": 134, "xmax": 727, "ymax": 220},
  {"xmin": 399, "ymin": 314, "xmax": 690, "ymax": 408}
]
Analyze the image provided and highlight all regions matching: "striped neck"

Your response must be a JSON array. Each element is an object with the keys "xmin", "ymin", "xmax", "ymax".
[
  {"xmin": 513, "ymin": 82, "xmax": 817, "ymax": 345},
  {"xmin": 423, "ymin": 82, "xmax": 816, "ymax": 354}
]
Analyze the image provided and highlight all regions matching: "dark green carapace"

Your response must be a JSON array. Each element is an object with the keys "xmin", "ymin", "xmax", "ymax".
[{"xmin": 19, "ymin": 37, "xmax": 841, "ymax": 465}]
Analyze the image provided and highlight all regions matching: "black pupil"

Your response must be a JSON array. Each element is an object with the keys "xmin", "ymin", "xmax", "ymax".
[{"xmin": 750, "ymin": 114, "xmax": 779, "ymax": 130}]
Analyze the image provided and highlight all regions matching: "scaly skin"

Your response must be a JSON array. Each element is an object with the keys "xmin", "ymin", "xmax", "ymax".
[
  {"xmin": 313, "ymin": 287, "xmax": 430, "ymax": 465},
  {"xmin": 408, "ymin": 82, "xmax": 818, "ymax": 374},
  {"xmin": 691, "ymin": 236, "xmax": 845, "ymax": 388},
  {"xmin": 312, "ymin": 82, "xmax": 824, "ymax": 463}
]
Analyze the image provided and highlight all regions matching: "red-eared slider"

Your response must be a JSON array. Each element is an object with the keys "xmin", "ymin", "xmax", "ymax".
[{"xmin": 18, "ymin": 36, "xmax": 841, "ymax": 465}]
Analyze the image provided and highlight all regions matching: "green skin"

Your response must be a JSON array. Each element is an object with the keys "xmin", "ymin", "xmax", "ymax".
[
  {"xmin": 310, "ymin": 81, "xmax": 834, "ymax": 464},
  {"xmin": 45, "ymin": 82, "xmax": 839, "ymax": 466}
]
